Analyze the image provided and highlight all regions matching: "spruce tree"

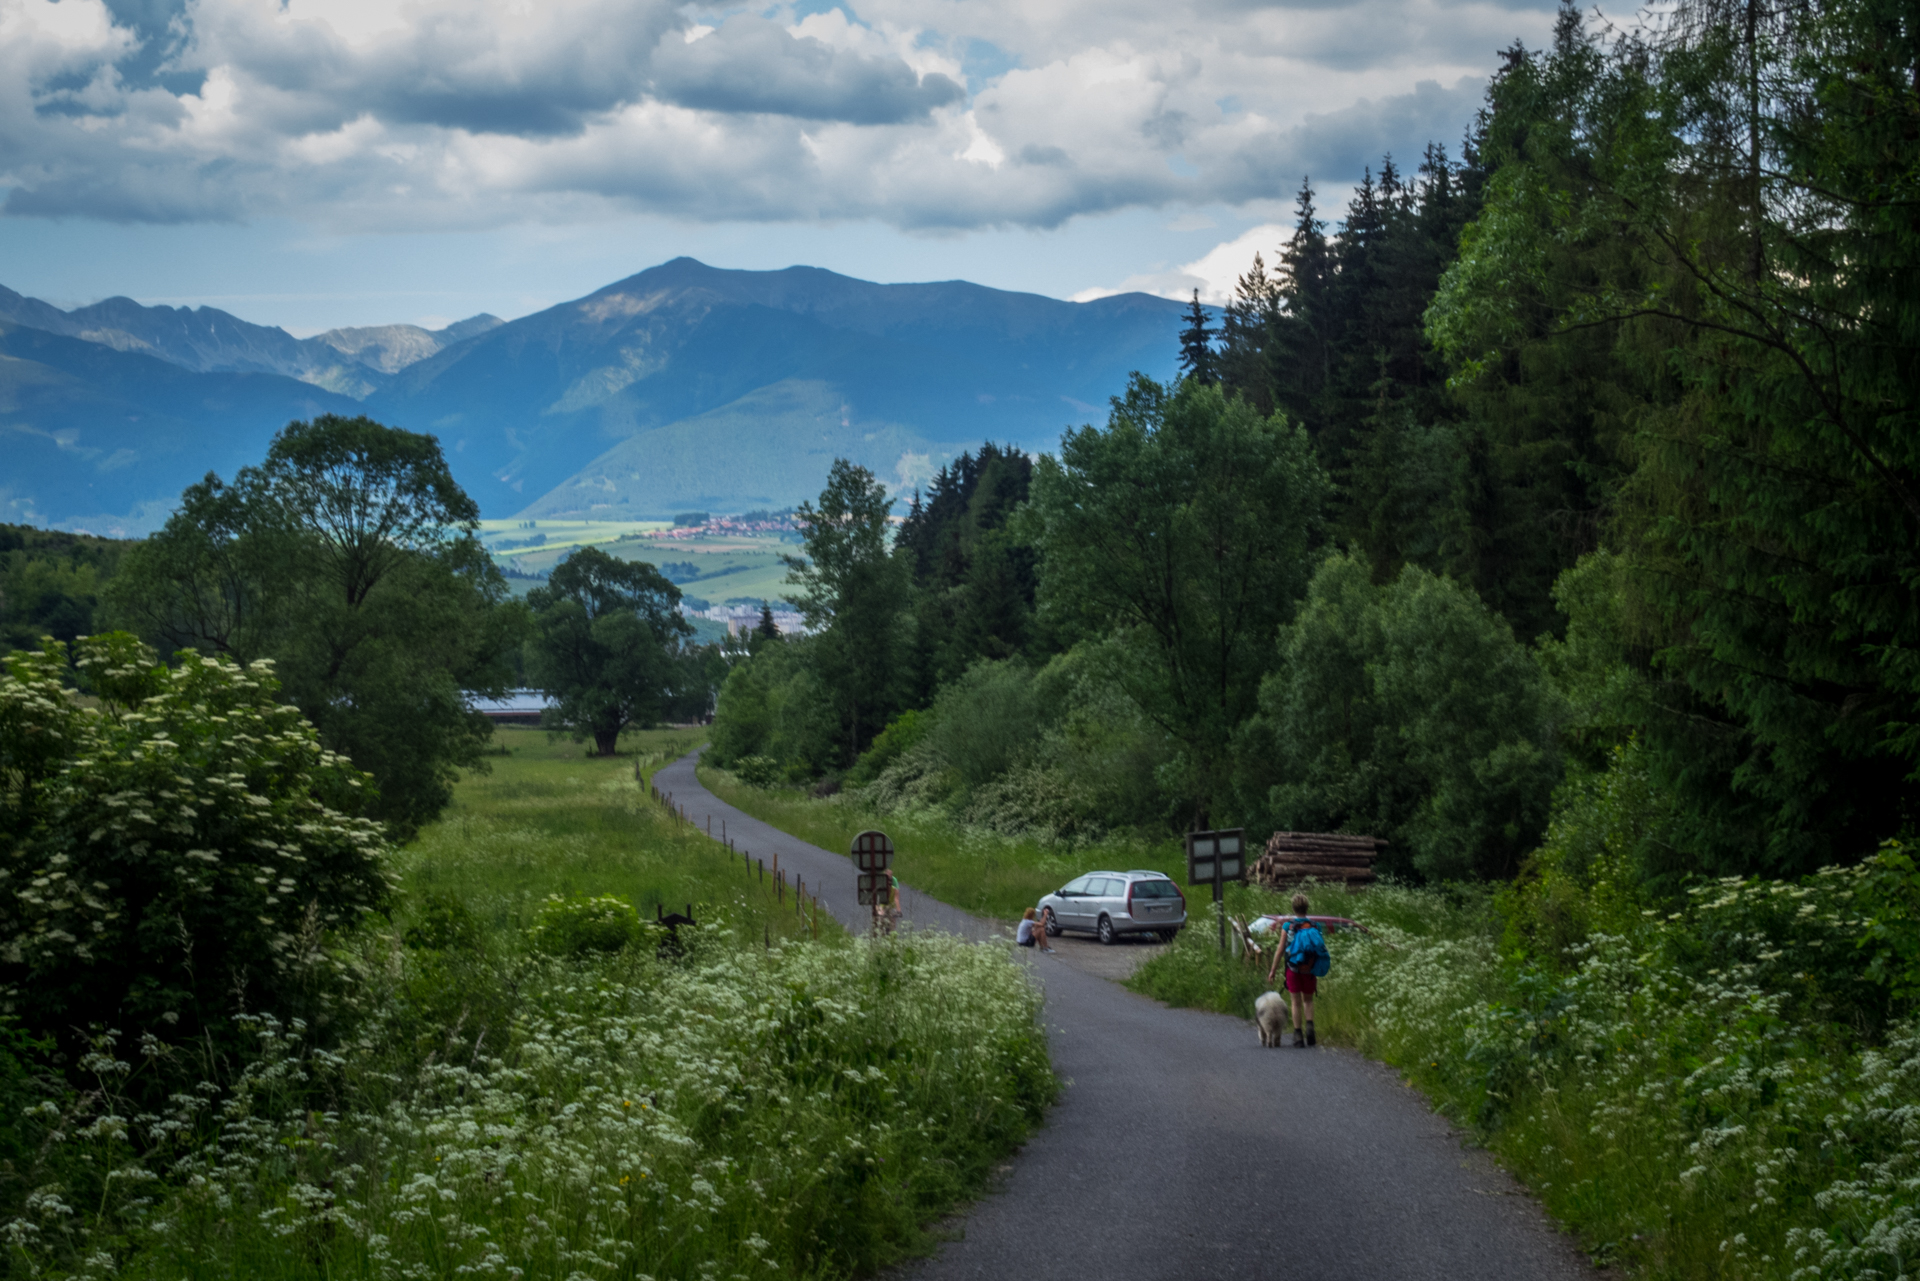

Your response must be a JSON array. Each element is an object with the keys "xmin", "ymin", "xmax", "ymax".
[{"xmin": 1177, "ymin": 290, "xmax": 1216, "ymax": 385}]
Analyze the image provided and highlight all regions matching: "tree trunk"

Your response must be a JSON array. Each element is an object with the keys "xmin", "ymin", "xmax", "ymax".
[{"xmin": 594, "ymin": 727, "xmax": 620, "ymax": 756}]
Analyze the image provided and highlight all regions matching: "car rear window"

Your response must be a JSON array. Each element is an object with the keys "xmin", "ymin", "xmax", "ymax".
[{"xmin": 1130, "ymin": 879, "xmax": 1180, "ymax": 898}]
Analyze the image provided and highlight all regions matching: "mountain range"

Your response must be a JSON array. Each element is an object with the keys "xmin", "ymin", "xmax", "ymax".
[{"xmin": 0, "ymin": 259, "xmax": 1184, "ymax": 532}]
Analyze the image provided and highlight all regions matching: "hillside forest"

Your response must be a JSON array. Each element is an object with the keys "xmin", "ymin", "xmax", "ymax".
[{"xmin": 709, "ymin": 0, "xmax": 1919, "ymax": 898}]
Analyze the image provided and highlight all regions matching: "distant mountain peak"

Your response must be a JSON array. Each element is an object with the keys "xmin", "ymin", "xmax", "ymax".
[{"xmin": 0, "ymin": 289, "xmax": 507, "ymax": 393}]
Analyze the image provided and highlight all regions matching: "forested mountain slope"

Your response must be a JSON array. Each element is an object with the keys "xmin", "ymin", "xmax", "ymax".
[
  {"xmin": 366, "ymin": 258, "xmax": 1184, "ymax": 515},
  {"xmin": 0, "ymin": 260, "xmax": 1183, "ymax": 526},
  {"xmin": 0, "ymin": 323, "xmax": 362, "ymax": 533}
]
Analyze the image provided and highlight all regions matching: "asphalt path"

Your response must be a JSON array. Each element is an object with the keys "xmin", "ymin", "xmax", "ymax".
[{"xmin": 652, "ymin": 752, "xmax": 1595, "ymax": 1281}]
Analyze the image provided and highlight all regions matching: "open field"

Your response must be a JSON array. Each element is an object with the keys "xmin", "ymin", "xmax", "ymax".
[
  {"xmin": 700, "ymin": 763, "xmax": 1190, "ymax": 924},
  {"xmin": 480, "ymin": 519, "xmax": 799, "ymax": 608},
  {"xmin": 395, "ymin": 725, "xmax": 825, "ymax": 944}
]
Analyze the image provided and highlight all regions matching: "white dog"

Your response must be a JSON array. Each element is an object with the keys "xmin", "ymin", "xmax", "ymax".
[{"xmin": 1254, "ymin": 990, "xmax": 1288, "ymax": 1047}]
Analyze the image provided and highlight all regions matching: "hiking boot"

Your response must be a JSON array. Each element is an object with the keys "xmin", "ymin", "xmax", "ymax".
[
  {"xmin": 1306, "ymin": 1021, "xmax": 1317, "ymax": 1047},
  {"xmin": 1291, "ymin": 1029, "xmax": 1305, "ymax": 1048}
]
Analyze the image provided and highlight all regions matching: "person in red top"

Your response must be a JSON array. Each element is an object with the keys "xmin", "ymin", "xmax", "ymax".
[{"xmin": 1268, "ymin": 893, "xmax": 1320, "ymax": 1047}]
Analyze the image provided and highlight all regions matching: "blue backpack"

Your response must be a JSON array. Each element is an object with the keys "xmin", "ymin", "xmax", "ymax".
[{"xmin": 1284, "ymin": 920, "xmax": 1331, "ymax": 978}]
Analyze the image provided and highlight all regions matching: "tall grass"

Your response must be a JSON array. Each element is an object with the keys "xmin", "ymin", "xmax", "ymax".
[
  {"xmin": 701, "ymin": 765, "xmax": 1186, "ymax": 924},
  {"xmin": 5, "ymin": 726, "xmax": 1054, "ymax": 1278},
  {"xmin": 398, "ymin": 727, "xmax": 814, "ymax": 944}
]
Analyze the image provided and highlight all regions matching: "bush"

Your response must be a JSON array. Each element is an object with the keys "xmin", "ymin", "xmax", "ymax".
[
  {"xmin": 847, "ymin": 708, "xmax": 928, "ymax": 785},
  {"xmin": 528, "ymin": 892, "xmax": 649, "ymax": 956},
  {"xmin": 401, "ymin": 892, "xmax": 484, "ymax": 952},
  {"xmin": 0, "ymin": 634, "xmax": 392, "ymax": 1056},
  {"xmin": 733, "ymin": 754, "xmax": 782, "ymax": 788}
]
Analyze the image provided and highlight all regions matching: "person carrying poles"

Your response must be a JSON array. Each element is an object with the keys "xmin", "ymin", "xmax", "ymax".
[{"xmin": 1266, "ymin": 893, "xmax": 1330, "ymax": 1047}]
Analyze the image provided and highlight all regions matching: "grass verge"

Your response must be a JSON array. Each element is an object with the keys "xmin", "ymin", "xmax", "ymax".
[
  {"xmin": 700, "ymin": 764, "xmax": 1187, "ymax": 924},
  {"xmin": 1131, "ymin": 865, "xmax": 1920, "ymax": 1281}
]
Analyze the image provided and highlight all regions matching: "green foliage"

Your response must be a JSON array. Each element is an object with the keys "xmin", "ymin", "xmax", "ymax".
[
  {"xmin": 731, "ymin": 754, "xmax": 781, "ymax": 788},
  {"xmin": 896, "ymin": 443, "xmax": 1038, "ymax": 693},
  {"xmin": 846, "ymin": 708, "xmax": 927, "ymax": 786},
  {"xmin": 1027, "ymin": 375, "xmax": 1328, "ymax": 821},
  {"xmin": 845, "ymin": 644, "xmax": 1178, "ymax": 843},
  {"xmin": 706, "ymin": 637, "xmax": 839, "ymax": 779},
  {"xmin": 1241, "ymin": 552, "xmax": 1564, "ymax": 878},
  {"xmin": 104, "ymin": 414, "xmax": 526, "ymax": 840},
  {"xmin": 0, "ymin": 524, "xmax": 131, "ymax": 654},
  {"xmin": 399, "ymin": 891, "xmax": 483, "ymax": 952},
  {"xmin": 784, "ymin": 459, "xmax": 912, "ymax": 766},
  {"xmin": 1135, "ymin": 855, "xmax": 1920, "ymax": 1279},
  {"xmin": 0, "ymin": 730, "xmax": 1052, "ymax": 1279},
  {"xmin": 704, "ymin": 760, "xmax": 1185, "ymax": 923},
  {"xmin": 924, "ymin": 659, "xmax": 1048, "ymax": 792},
  {"xmin": 527, "ymin": 892, "xmax": 649, "ymax": 956},
  {"xmin": 93, "ymin": 937, "xmax": 1051, "ymax": 1281},
  {"xmin": 525, "ymin": 545, "xmax": 698, "ymax": 755},
  {"xmin": 1495, "ymin": 738, "xmax": 1678, "ymax": 964},
  {"xmin": 0, "ymin": 632, "xmax": 392, "ymax": 1056},
  {"xmin": 1428, "ymin": 0, "xmax": 1920, "ymax": 876}
]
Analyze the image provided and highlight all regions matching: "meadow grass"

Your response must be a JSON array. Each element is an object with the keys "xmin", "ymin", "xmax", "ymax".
[
  {"xmin": 396, "ymin": 726, "xmax": 825, "ymax": 945},
  {"xmin": 700, "ymin": 765, "xmax": 1188, "ymax": 924},
  {"xmin": 9, "ymin": 727, "xmax": 1053, "ymax": 1279}
]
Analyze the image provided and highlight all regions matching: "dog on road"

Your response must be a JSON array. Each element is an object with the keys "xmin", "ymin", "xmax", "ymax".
[{"xmin": 1255, "ymin": 990, "xmax": 1287, "ymax": 1047}]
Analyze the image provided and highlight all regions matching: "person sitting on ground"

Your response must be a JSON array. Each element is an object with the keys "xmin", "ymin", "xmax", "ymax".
[
  {"xmin": 1276, "ymin": 893, "xmax": 1328, "ymax": 1047},
  {"xmin": 1016, "ymin": 907, "xmax": 1055, "ymax": 952}
]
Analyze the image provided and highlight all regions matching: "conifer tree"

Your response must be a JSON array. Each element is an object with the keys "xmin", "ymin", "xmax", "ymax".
[{"xmin": 1177, "ymin": 290, "xmax": 1216, "ymax": 385}]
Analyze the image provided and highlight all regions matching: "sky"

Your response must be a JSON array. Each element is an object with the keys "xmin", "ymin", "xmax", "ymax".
[{"xmin": 0, "ymin": 0, "xmax": 1561, "ymax": 335}]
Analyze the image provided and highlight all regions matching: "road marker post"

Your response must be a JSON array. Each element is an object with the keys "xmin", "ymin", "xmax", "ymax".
[{"xmin": 852, "ymin": 831, "xmax": 897, "ymax": 936}]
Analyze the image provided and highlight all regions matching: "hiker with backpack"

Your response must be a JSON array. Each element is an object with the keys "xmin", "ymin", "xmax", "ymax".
[{"xmin": 1266, "ymin": 893, "xmax": 1331, "ymax": 1047}]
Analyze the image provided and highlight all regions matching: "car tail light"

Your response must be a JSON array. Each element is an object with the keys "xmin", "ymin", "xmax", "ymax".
[{"xmin": 1125, "ymin": 883, "xmax": 1135, "ymax": 914}]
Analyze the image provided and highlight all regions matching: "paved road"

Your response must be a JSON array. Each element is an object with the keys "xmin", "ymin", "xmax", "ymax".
[{"xmin": 653, "ymin": 753, "xmax": 1595, "ymax": 1281}]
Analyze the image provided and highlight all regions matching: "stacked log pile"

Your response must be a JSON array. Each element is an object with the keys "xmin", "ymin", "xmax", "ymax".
[{"xmin": 1250, "ymin": 831, "xmax": 1385, "ymax": 889}]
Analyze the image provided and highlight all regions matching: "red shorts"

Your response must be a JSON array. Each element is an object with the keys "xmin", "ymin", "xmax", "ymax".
[{"xmin": 1284, "ymin": 970, "xmax": 1317, "ymax": 995}]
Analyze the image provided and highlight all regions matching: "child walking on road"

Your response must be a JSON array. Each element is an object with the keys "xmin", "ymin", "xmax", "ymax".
[{"xmin": 1270, "ymin": 893, "xmax": 1328, "ymax": 1047}]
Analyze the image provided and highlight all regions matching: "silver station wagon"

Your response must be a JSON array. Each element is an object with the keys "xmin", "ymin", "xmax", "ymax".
[{"xmin": 1038, "ymin": 871, "xmax": 1187, "ymax": 944}]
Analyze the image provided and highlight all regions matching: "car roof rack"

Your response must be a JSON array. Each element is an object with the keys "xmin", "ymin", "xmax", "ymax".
[{"xmin": 1126, "ymin": 870, "xmax": 1168, "ymax": 877}]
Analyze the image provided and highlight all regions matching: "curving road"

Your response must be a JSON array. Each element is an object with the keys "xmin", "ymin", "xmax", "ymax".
[{"xmin": 653, "ymin": 752, "xmax": 1595, "ymax": 1281}]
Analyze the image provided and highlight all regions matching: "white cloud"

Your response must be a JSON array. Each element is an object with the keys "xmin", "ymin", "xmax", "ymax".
[
  {"xmin": 0, "ymin": 0, "xmax": 1557, "ymax": 231},
  {"xmin": 1072, "ymin": 221, "xmax": 1288, "ymax": 302}
]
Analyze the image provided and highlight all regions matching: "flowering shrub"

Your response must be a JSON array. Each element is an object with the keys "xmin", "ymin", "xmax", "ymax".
[
  {"xmin": 528, "ymin": 892, "xmax": 649, "ymax": 956},
  {"xmin": 1133, "ymin": 849, "xmax": 1920, "ymax": 1279},
  {"xmin": 4, "ymin": 929, "xmax": 1053, "ymax": 1279},
  {"xmin": 0, "ymin": 634, "xmax": 393, "ymax": 1051}
]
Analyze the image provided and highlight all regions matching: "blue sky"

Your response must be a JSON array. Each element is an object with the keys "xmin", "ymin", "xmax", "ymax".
[{"xmin": 0, "ymin": 0, "xmax": 1560, "ymax": 335}]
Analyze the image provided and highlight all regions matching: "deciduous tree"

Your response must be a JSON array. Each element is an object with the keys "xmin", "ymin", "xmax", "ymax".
[
  {"xmin": 525, "ymin": 547, "xmax": 694, "ymax": 755},
  {"xmin": 106, "ymin": 415, "xmax": 525, "ymax": 840}
]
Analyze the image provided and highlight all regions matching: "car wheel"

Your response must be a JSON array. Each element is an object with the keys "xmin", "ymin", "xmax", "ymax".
[
  {"xmin": 1097, "ymin": 915, "xmax": 1117, "ymax": 945},
  {"xmin": 1042, "ymin": 908, "xmax": 1061, "ymax": 937}
]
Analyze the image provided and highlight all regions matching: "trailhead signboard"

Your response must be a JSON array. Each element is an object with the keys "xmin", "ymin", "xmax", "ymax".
[{"xmin": 1187, "ymin": 828, "xmax": 1246, "ymax": 951}]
